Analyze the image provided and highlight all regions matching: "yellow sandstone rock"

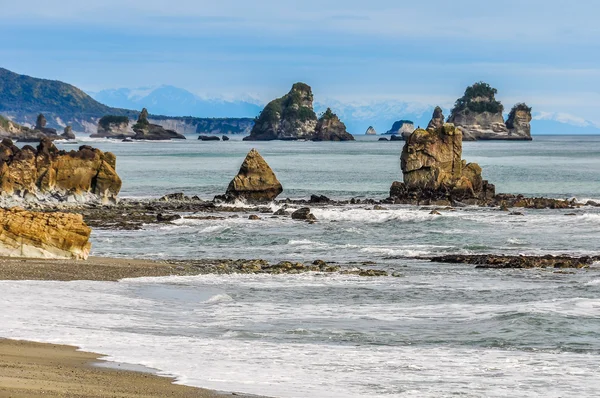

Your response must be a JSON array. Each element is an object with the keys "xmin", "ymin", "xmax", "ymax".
[
  {"xmin": 0, "ymin": 138, "xmax": 121, "ymax": 203},
  {"xmin": 0, "ymin": 208, "xmax": 91, "ymax": 259}
]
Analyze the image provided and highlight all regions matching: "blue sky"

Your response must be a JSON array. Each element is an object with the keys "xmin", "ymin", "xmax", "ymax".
[{"xmin": 2, "ymin": 0, "xmax": 600, "ymax": 128}]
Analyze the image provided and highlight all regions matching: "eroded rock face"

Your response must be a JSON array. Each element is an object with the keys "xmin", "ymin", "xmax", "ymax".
[
  {"xmin": 0, "ymin": 207, "xmax": 91, "ymax": 259},
  {"xmin": 365, "ymin": 126, "xmax": 377, "ymax": 135},
  {"xmin": 313, "ymin": 108, "xmax": 354, "ymax": 141},
  {"xmin": 132, "ymin": 108, "xmax": 186, "ymax": 140},
  {"xmin": 222, "ymin": 148, "xmax": 283, "ymax": 202},
  {"xmin": 427, "ymin": 106, "xmax": 445, "ymax": 131},
  {"xmin": 93, "ymin": 115, "xmax": 132, "ymax": 138},
  {"xmin": 243, "ymin": 83, "xmax": 354, "ymax": 141},
  {"xmin": 390, "ymin": 123, "xmax": 495, "ymax": 203},
  {"xmin": 386, "ymin": 120, "xmax": 415, "ymax": 138},
  {"xmin": 0, "ymin": 138, "xmax": 121, "ymax": 203},
  {"xmin": 505, "ymin": 104, "xmax": 532, "ymax": 139}
]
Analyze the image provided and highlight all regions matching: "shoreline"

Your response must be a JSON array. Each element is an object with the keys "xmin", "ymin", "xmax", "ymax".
[{"xmin": 0, "ymin": 338, "xmax": 263, "ymax": 398}]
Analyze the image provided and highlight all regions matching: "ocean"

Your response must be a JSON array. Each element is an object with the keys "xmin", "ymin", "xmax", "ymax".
[{"xmin": 2, "ymin": 135, "xmax": 600, "ymax": 397}]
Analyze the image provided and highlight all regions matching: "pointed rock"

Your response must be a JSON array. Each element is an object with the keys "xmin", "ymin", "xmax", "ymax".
[
  {"xmin": 427, "ymin": 106, "xmax": 445, "ymax": 131},
  {"xmin": 62, "ymin": 125, "xmax": 76, "ymax": 140},
  {"xmin": 365, "ymin": 126, "xmax": 377, "ymax": 135},
  {"xmin": 36, "ymin": 114, "xmax": 47, "ymax": 129},
  {"xmin": 224, "ymin": 149, "xmax": 283, "ymax": 202}
]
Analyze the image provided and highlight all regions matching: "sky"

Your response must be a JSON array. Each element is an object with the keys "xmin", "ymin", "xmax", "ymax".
[{"xmin": 1, "ymin": 0, "xmax": 600, "ymax": 128}]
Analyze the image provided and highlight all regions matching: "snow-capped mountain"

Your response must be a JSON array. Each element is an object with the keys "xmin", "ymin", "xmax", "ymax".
[
  {"xmin": 315, "ymin": 100, "xmax": 437, "ymax": 135},
  {"xmin": 92, "ymin": 86, "xmax": 263, "ymax": 118}
]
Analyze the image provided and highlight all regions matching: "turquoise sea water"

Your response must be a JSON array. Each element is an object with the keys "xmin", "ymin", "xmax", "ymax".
[{"xmin": 2, "ymin": 135, "xmax": 600, "ymax": 397}]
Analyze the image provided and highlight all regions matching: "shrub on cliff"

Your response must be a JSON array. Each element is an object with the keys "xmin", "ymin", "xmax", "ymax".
[
  {"xmin": 451, "ymin": 82, "xmax": 504, "ymax": 115},
  {"xmin": 99, "ymin": 115, "xmax": 129, "ymax": 129}
]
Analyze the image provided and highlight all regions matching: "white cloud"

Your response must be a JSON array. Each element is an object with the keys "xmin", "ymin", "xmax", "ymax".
[{"xmin": 533, "ymin": 112, "xmax": 600, "ymax": 128}]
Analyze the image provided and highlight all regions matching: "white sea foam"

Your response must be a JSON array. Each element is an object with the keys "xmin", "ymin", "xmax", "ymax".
[
  {"xmin": 311, "ymin": 207, "xmax": 438, "ymax": 223},
  {"xmin": 1, "ymin": 277, "xmax": 600, "ymax": 398}
]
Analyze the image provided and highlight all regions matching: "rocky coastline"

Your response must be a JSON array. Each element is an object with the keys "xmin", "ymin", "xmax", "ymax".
[{"xmin": 0, "ymin": 135, "xmax": 597, "ymax": 273}]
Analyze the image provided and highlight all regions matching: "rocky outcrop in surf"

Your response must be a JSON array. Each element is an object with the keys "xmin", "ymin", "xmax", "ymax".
[
  {"xmin": 429, "ymin": 254, "xmax": 596, "ymax": 269},
  {"xmin": 0, "ymin": 138, "xmax": 121, "ymax": 204},
  {"xmin": 62, "ymin": 126, "xmax": 76, "ymax": 140},
  {"xmin": 218, "ymin": 148, "xmax": 283, "ymax": 202},
  {"xmin": 0, "ymin": 207, "xmax": 91, "ymax": 259},
  {"xmin": 243, "ymin": 83, "xmax": 354, "ymax": 141},
  {"xmin": 365, "ymin": 126, "xmax": 377, "ymax": 135},
  {"xmin": 132, "ymin": 109, "xmax": 186, "ymax": 140},
  {"xmin": 389, "ymin": 123, "xmax": 495, "ymax": 204},
  {"xmin": 448, "ymin": 82, "xmax": 532, "ymax": 141}
]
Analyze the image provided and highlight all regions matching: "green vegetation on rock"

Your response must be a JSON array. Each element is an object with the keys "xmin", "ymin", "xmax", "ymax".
[
  {"xmin": 0, "ymin": 114, "xmax": 11, "ymax": 130},
  {"xmin": 451, "ymin": 81, "xmax": 504, "ymax": 115},
  {"xmin": 99, "ymin": 115, "xmax": 129, "ymax": 129}
]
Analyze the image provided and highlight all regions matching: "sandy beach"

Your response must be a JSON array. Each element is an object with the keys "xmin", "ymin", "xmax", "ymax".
[
  {"xmin": 0, "ymin": 257, "xmax": 269, "ymax": 398},
  {"xmin": 0, "ymin": 339, "xmax": 233, "ymax": 397}
]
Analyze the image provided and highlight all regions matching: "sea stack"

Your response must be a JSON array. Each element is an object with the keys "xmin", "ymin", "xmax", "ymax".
[
  {"xmin": 365, "ymin": 126, "xmax": 377, "ymax": 135},
  {"xmin": 0, "ymin": 207, "xmax": 91, "ymax": 259},
  {"xmin": 132, "ymin": 108, "xmax": 186, "ymax": 140},
  {"xmin": 93, "ymin": 115, "xmax": 132, "ymax": 139},
  {"xmin": 221, "ymin": 149, "xmax": 283, "ymax": 202},
  {"xmin": 389, "ymin": 123, "xmax": 495, "ymax": 205},
  {"xmin": 243, "ymin": 83, "xmax": 354, "ymax": 141},
  {"xmin": 448, "ymin": 82, "xmax": 532, "ymax": 140},
  {"xmin": 505, "ymin": 103, "xmax": 533, "ymax": 138},
  {"xmin": 386, "ymin": 120, "xmax": 415, "ymax": 138},
  {"xmin": 0, "ymin": 138, "xmax": 122, "ymax": 204}
]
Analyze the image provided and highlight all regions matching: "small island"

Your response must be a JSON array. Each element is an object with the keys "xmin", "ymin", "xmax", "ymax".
[
  {"xmin": 243, "ymin": 83, "xmax": 354, "ymax": 141},
  {"xmin": 448, "ymin": 82, "xmax": 532, "ymax": 141}
]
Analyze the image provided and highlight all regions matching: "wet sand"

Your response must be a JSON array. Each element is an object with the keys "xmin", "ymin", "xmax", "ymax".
[
  {"xmin": 0, "ymin": 339, "xmax": 245, "ymax": 397},
  {"xmin": 0, "ymin": 256, "xmax": 203, "ymax": 281},
  {"xmin": 0, "ymin": 257, "xmax": 270, "ymax": 397}
]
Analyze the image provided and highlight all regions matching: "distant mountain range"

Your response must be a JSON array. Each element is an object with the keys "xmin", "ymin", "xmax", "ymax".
[
  {"xmin": 0, "ymin": 68, "xmax": 254, "ymax": 134},
  {"xmin": 0, "ymin": 67, "xmax": 136, "ymax": 131},
  {"xmin": 93, "ymin": 86, "xmax": 263, "ymax": 119}
]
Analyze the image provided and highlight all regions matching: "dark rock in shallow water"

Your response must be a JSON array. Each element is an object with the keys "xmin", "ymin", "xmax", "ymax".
[
  {"xmin": 390, "ymin": 135, "xmax": 403, "ymax": 141},
  {"xmin": 430, "ymin": 254, "xmax": 597, "ymax": 269},
  {"xmin": 222, "ymin": 135, "xmax": 230, "ymax": 141},
  {"xmin": 132, "ymin": 108, "xmax": 186, "ymax": 140},
  {"xmin": 378, "ymin": 137, "xmax": 389, "ymax": 141},
  {"xmin": 198, "ymin": 135, "xmax": 220, "ymax": 141},
  {"xmin": 310, "ymin": 194, "xmax": 330, "ymax": 203},
  {"xmin": 292, "ymin": 207, "xmax": 316, "ymax": 221},
  {"xmin": 157, "ymin": 213, "xmax": 181, "ymax": 222},
  {"xmin": 160, "ymin": 192, "xmax": 187, "ymax": 201},
  {"xmin": 61, "ymin": 126, "xmax": 76, "ymax": 140}
]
